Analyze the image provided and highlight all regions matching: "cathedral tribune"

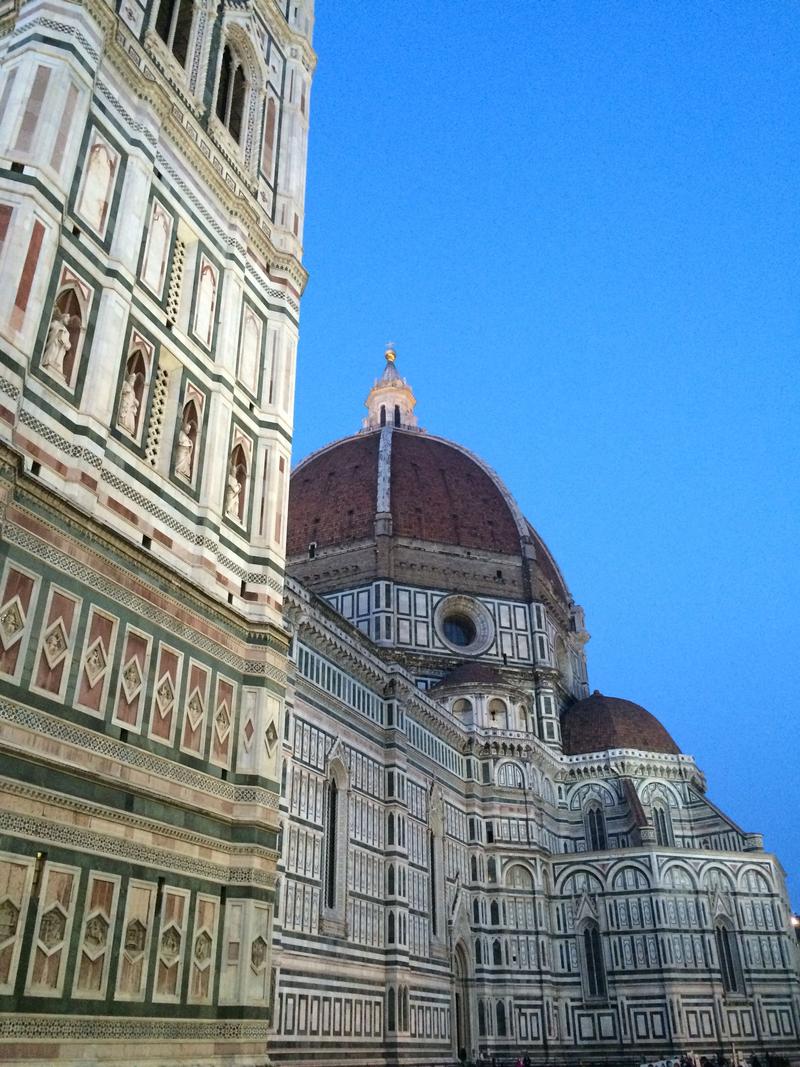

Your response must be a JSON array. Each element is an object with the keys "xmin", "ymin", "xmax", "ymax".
[{"xmin": 0, "ymin": 0, "xmax": 797, "ymax": 1064}]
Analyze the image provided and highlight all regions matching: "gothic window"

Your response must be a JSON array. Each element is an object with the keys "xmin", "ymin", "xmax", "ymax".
[
  {"xmin": 394, "ymin": 404, "xmax": 400, "ymax": 427},
  {"xmin": 155, "ymin": 0, "xmax": 194, "ymax": 67},
  {"xmin": 379, "ymin": 404, "xmax": 386, "ymax": 427},
  {"xmin": 261, "ymin": 94, "xmax": 278, "ymax": 180},
  {"xmin": 324, "ymin": 779, "xmax": 338, "ymax": 909},
  {"xmin": 586, "ymin": 804, "xmax": 607, "ymax": 851},
  {"xmin": 387, "ymin": 910, "xmax": 395, "ymax": 944},
  {"xmin": 470, "ymin": 855, "xmax": 478, "ymax": 882},
  {"xmin": 387, "ymin": 864, "xmax": 395, "ymax": 896},
  {"xmin": 496, "ymin": 761, "xmax": 524, "ymax": 789},
  {"xmin": 715, "ymin": 921, "xmax": 742, "ymax": 994},
  {"xmin": 472, "ymin": 899, "xmax": 479, "ymax": 924},
  {"xmin": 496, "ymin": 1000, "xmax": 507, "ymax": 1036},
  {"xmin": 581, "ymin": 922, "xmax": 607, "ymax": 998},
  {"xmin": 386, "ymin": 985, "xmax": 396, "ymax": 1031},
  {"xmin": 478, "ymin": 1000, "xmax": 486, "ymax": 1035},
  {"xmin": 215, "ymin": 43, "xmax": 248, "ymax": 144},
  {"xmin": 387, "ymin": 811, "xmax": 395, "ymax": 846},
  {"xmin": 492, "ymin": 938, "xmax": 502, "ymax": 965},
  {"xmin": 490, "ymin": 900, "xmax": 500, "ymax": 926},
  {"xmin": 475, "ymin": 938, "xmax": 482, "ymax": 964},
  {"xmin": 653, "ymin": 803, "xmax": 673, "ymax": 847}
]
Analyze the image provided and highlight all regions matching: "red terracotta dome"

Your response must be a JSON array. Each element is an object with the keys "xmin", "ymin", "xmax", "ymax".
[
  {"xmin": 286, "ymin": 426, "xmax": 571, "ymax": 607},
  {"xmin": 561, "ymin": 691, "xmax": 681, "ymax": 756}
]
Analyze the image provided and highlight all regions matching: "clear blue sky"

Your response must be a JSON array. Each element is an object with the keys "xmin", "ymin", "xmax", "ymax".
[{"xmin": 293, "ymin": 2, "xmax": 800, "ymax": 905}]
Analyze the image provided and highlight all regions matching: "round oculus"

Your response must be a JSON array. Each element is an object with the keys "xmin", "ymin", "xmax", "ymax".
[{"xmin": 434, "ymin": 595, "xmax": 494, "ymax": 656}]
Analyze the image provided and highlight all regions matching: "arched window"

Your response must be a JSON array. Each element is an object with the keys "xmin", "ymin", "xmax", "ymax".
[
  {"xmin": 387, "ymin": 864, "xmax": 395, "ymax": 896},
  {"xmin": 155, "ymin": 0, "xmax": 193, "ymax": 66},
  {"xmin": 490, "ymin": 900, "xmax": 500, "ymax": 926},
  {"xmin": 387, "ymin": 911, "xmax": 395, "ymax": 944},
  {"xmin": 496, "ymin": 761, "xmax": 524, "ymax": 789},
  {"xmin": 379, "ymin": 404, "xmax": 386, "ymax": 427},
  {"xmin": 492, "ymin": 938, "xmax": 502, "ymax": 965},
  {"xmin": 472, "ymin": 898, "xmax": 480, "ymax": 924},
  {"xmin": 586, "ymin": 805, "xmax": 607, "ymax": 851},
  {"xmin": 475, "ymin": 938, "xmax": 482, "ymax": 964},
  {"xmin": 478, "ymin": 1000, "xmax": 486, "ymax": 1035},
  {"xmin": 394, "ymin": 404, "xmax": 400, "ymax": 427},
  {"xmin": 581, "ymin": 922, "xmax": 606, "ymax": 998},
  {"xmin": 715, "ymin": 922, "xmax": 742, "ymax": 993},
  {"xmin": 496, "ymin": 1000, "xmax": 507, "ymax": 1036},
  {"xmin": 470, "ymin": 855, "xmax": 478, "ymax": 882},
  {"xmin": 488, "ymin": 698, "xmax": 508, "ymax": 728},
  {"xmin": 386, "ymin": 986, "xmax": 396, "ymax": 1031},
  {"xmin": 401, "ymin": 986, "xmax": 409, "ymax": 1031},
  {"xmin": 215, "ymin": 43, "xmax": 248, "ymax": 144},
  {"xmin": 387, "ymin": 811, "xmax": 395, "ymax": 846},
  {"xmin": 325, "ymin": 779, "xmax": 338, "ymax": 909},
  {"xmin": 653, "ymin": 804, "xmax": 673, "ymax": 847}
]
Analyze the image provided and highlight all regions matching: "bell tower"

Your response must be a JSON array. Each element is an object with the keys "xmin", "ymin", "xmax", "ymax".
[{"xmin": 0, "ymin": 0, "xmax": 314, "ymax": 1060}]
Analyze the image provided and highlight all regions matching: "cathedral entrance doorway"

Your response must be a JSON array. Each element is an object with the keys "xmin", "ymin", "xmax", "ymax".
[{"xmin": 453, "ymin": 941, "xmax": 471, "ymax": 1062}]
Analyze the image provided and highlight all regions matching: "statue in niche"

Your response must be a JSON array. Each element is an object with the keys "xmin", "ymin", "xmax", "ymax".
[
  {"xmin": 42, "ymin": 311, "xmax": 72, "ymax": 381},
  {"xmin": 175, "ymin": 420, "xmax": 194, "ymax": 480},
  {"xmin": 117, "ymin": 371, "xmax": 140, "ymax": 435},
  {"xmin": 224, "ymin": 460, "xmax": 241, "ymax": 520}
]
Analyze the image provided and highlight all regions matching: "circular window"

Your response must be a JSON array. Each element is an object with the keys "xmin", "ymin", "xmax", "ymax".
[
  {"xmin": 443, "ymin": 613, "xmax": 476, "ymax": 647},
  {"xmin": 434, "ymin": 595, "xmax": 494, "ymax": 656}
]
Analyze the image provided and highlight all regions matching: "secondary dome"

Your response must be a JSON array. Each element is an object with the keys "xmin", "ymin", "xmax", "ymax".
[
  {"xmin": 287, "ymin": 350, "xmax": 572, "ymax": 609},
  {"xmin": 561, "ymin": 691, "xmax": 681, "ymax": 756}
]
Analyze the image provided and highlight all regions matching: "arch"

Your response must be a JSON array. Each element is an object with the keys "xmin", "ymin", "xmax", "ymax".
[
  {"xmin": 225, "ymin": 442, "xmax": 248, "ymax": 523},
  {"xmin": 640, "ymin": 779, "xmax": 682, "ymax": 809},
  {"xmin": 472, "ymin": 898, "xmax": 480, "ymax": 924},
  {"xmin": 569, "ymin": 781, "xmax": 617, "ymax": 811},
  {"xmin": 474, "ymin": 937, "xmax": 482, "ymax": 964},
  {"xmin": 702, "ymin": 865, "xmax": 735, "ymax": 892},
  {"xmin": 738, "ymin": 866, "xmax": 771, "ymax": 895},
  {"xmin": 379, "ymin": 404, "xmax": 386, "ymax": 427},
  {"xmin": 660, "ymin": 862, "xmax": 697, "ymax": 891},
  {"xmin": 487, "ymin": 697, "xmax": 508, "ymax": 728},
  {"xmin": 387, "ymin": 863, "xmax": 395, "ymax": 896},
  {"xmin": 492, "ymin": 938, "xmax": 502, "ymax": 965},
  {"xmin": 496, "ymin": 760, "xmax": 524, "ymax": 789},
  {"xmin": 387, "ymin": 811, "xmax": 395, "ymax": 846},
  {"xmin": 387, "ymin": 910, "xmax": 395, "ymax": 944},
  {"xmin": 610, "ymin": 864, "xmax": 651, "ymax": 891},
  {"xmin": 452, "ymin": 697, "xmax": 472, "ymax": 718},
  {"xmin": 490, "ymin": 900, "xmax": 500, "ymax": 926},
  {"xmin": 557, "ymin": 869, "xmax": 603, "ymax": 896},
  {"xmin": 505, "ymin": 864, "xmax": 534, "ymax": 891},
  {"xmin": 487, "ymin": 856, "xmax": 497, "ymax": 884},
  {"xmin": 386, "ymin": 986, "xmax": 396, "ymax": 1032}
]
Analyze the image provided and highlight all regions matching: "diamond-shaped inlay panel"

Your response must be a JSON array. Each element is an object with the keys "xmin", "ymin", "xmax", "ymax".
[
  {"xmin": 84, "ymin": 912, "xmax": 109, "ymax": 949},
  {"xmin": 214, "ymin": 702, "xmax": 230, "ymax": 739},
  {"xmin": 194, "ymin": 930, "xmax": 212, "ymax": 962},
  {"xmin": 0, "ymin": 898, "xmax": 20, "ymax": 941},
  {"xmin": 0, "ymin": 597, "xmax": 25, "ymax": 649},
  {"xmin": 39, "ymin": 906, "xmax": 66, "ymax": 948},
  {"xmin": 84, "ymin": 638, "xmax": 108, "ymax": 687},
  {"xmin": 125, "ymin": 918, "xmax": 146, "ymax": 954},
  {"xmin": 265, "ymin": 721, "xmax": 278, "ymax": 753},
  {"xmin": 121, "ymin": 657, "xmax": 143, "ymax": 702},
  {"xmin": 186, "ymin": 689, "xmax": 204, "ymax": 729},
  {"xmin": 156, "ymin": 675, "xmax": 175, "ymax": 715},
  {"xmin": 42, "ymin": 619, "xmax": 69, "ymax": 669},
  {"xmin": 160, "ymin": 924, "xmax": 181, "ymax": 960},
  {"xmin": 243, "ymin": 718, "xmax": 255, "ymax": 743}
]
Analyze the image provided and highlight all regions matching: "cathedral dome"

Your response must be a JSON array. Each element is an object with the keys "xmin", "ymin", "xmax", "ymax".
[
  {"xmin": 561, "ymin": 691, "xmax": 681, "ymax": 756},
  {"xmin": 286, "ymin": 352, "xmax": 571, "ymax": 609}
]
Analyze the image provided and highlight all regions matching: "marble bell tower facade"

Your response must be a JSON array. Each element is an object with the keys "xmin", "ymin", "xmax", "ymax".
[{"xmin": 0, "ymin": 0, "xmax": 314, "ymax": 1060}]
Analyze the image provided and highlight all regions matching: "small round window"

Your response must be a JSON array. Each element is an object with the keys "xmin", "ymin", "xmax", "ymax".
[
  {"xmin": 443, "ymin": 613, "xmax": 476, "ymax": 647},
  {"xmin": 434, "ymin": 595, "xmax": 494, "ymax": 656}
]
